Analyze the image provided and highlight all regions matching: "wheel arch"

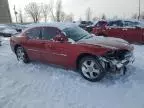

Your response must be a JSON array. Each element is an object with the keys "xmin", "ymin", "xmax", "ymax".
[
  {"xmin": 76, "ymin": 53, "xmax": 98, "ymax": 70},
  {"xmin": 14, "ymin": 44, "xmax": 22, "ymax": 54}
]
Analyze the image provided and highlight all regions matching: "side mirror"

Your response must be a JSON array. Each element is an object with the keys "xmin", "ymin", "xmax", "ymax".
[
  {"xmin": 16, "ymin": 29, "xmax": 22, "ymax": 32},
  {"xmin": 53, "ymin": 34, "xmax": 68, "ymax": 43}
]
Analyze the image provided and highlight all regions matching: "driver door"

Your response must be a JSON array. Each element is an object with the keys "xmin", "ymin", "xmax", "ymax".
[
  {"xmin": 41, "ymin": 27, "xmax": 70, "ymax": 66},
  {"xmin": 50, "ymin": 41, "xmax": 71, "ymax": 67}
]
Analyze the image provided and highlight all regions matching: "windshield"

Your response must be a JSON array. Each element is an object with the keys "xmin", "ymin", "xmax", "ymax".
[{"xmin": 63, "ymin": 26, "xmax": 91, "ymax": 41}]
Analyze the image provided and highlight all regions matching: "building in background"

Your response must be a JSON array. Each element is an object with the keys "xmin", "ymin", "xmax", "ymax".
[{"xmin": 0, "ymin": 0, "xmax": 12, "ymax": 23}]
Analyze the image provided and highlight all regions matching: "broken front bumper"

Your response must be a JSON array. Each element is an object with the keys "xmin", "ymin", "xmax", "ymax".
[
  {"xmin": 112, "ymin": 55, "xmax": 135, "ymax": 69},
  {"xmin": 100, "ymin": 53, "xmax": 135, "ymax": 69}
]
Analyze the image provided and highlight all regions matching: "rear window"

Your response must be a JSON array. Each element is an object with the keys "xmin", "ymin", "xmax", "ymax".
[{"xmin": 96, "ymin": 21, "xmax": 107, "ymax": 27}]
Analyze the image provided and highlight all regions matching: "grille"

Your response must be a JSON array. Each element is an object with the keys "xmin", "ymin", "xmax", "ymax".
[{"xmin": 105, "ymin": 50, "xmax": 131, "ymax": 60}]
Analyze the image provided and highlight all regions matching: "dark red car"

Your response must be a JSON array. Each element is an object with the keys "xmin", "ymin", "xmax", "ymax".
[
  {"xmin": 92, "ymin": 20, "xmax": 144, "ymax": 43},
  {"xmin": 10, "ymin": 23, "xmax": 134, "ymax": 82},
  {"xmin": 86, "ymin": 20, "xmax": 108, "ymax": 33}
]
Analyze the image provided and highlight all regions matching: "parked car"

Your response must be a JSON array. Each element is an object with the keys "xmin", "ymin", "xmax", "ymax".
[
  {"xmin": 86, "ymin": 20, "xmax": 107, "ymax": 33},
  {"xmin": 79, "ymin": 21, "xmax": 93, "ymax": 30},
  {"xmin": 6, "ymin": 24, "xmax": 25, "ymax": 32},
  {"xmin": 0, "ymin": 25, "xmax": 18, "ymax": 37},
  {"xmin": 92, "ymin": 20, "xmax": 144, "ymax": 43},
  {"xmin": 0, "ymin": 36, "xmax": 1, "ymax": 46},
  {"xmin": 10, "ymin": 23, "xmax": 134, "ymax": 82}
]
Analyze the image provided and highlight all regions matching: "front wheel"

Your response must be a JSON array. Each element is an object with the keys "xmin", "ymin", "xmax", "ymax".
[
  {"xmin": 16, "ymin": 46, "xmax": 30, "ymax": 63},
  {"xmin": 79, "ymin": 56, "xmax": 106, "ymax": 82}
]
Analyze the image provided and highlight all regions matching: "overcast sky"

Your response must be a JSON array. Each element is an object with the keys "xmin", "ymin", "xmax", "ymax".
[{"xmin": 8, "ymin": 0, "xmax": 144, "ymax": 21}]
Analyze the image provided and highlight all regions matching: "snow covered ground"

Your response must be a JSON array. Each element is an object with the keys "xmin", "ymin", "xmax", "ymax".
[{"xmin": 0, "ymin": 37, "xmax": 144, "ymax": 108}]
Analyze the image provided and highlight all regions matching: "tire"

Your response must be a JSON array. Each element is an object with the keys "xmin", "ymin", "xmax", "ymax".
[
  {"xmin": 79, "ymin": 56, "xmax": 106, "ymax": 82},
  {"xmin": 16, "ymin": 46, "xmax": 30, "ymax": 63}
]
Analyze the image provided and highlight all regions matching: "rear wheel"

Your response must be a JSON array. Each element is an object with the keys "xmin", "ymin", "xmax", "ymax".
[
  {"xmin": 79, "ymin": 56, "xmax": 106, "ymax": 82},
  {"xmin": 16, "ymin": 46, "xmax": 30, "ymax": 63}
]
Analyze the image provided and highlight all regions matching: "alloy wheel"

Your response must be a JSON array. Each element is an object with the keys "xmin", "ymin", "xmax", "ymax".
[{"xmin": 81, "ymin": 60, "xmax": 101, "ymax": 79}]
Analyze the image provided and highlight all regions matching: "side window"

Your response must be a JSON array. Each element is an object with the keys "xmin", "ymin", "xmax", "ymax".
[
  {"xmin": 42, "ymin": 27, "xmax": 59, "ymax": 40},
  {"xmin": 108, "ymin": 21, "xmax": 123, "ymax": 27},
  {"xmin": 108, "ymin": 21, "xmax": 116, "ymax": 27},
  {"xmin": 124, "ymin": 21, "xmax": 138, "ymax": 27},
  {"xmin": 25, "ymin": 28, "xmax": 41, "ymax": 39}
]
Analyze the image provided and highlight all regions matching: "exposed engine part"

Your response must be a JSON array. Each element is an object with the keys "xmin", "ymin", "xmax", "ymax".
[{"xmin": 99, "ymin": 49, "xmax": 134, "ymax": 74}]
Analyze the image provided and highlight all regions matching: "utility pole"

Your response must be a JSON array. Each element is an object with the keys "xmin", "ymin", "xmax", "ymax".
[
  {"xmin": 13, "ymin": 5, "xmax": 18, "ymax": 23},
  {"xmin": 138, "ymin": 0, "xmax": 141, "ymax": 20}
]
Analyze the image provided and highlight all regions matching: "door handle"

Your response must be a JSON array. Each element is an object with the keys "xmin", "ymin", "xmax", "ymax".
[{"xmin": 47, "ymin": 44, "xmax": 54, "ymax": 49}]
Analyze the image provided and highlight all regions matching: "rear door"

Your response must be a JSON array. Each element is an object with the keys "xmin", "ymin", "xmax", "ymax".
[
  {"xmin": 123, "ymin": 21, "xmax": 142, "ymax": 43},
  {"xmin": 106, "ymin": 20, "xmax": 125, "ymax": 39},
  {"xmin": 23, "ymin": 27, "xmax": 44, "ymax": 61}
]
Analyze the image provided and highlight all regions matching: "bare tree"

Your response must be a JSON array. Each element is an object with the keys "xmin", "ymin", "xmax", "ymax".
[
  {"xmin": 25, "ymin": 2, "xmax": 41, "ymax": 23},
  {"xmin": 112, "ymin": 15, "xmax": 118, "ymax": 20},
  {"xmin": 49, "ymin": 0, "xmax": 55, "ymax": 21},
  {"xmin": 56, "ymin": 0, "xmax": 62, "ymax": 22},
  {"xmin": 92, "ymin": 17, "xmax": 98, "ymax": 21},
  {"xmin": 101, "ymin": 14, "xmax": 106, "ymax": 20},
  {"xmin": 49, "ymin": 0, "xmax": 65, "ymax": 22},
  {"xmin": 60, "ymin": 12, "xmax": 66, "ymax": 22},
  {"xmin": 18, "ymin": 9, "xmax": 24, "ymax": 23},
  {"xmin": 41, "ymin": 4, "xmax": 50, "ymax": 22},
  {"xmin": 65, "ymin": 13, "xmax": 74, "ymax": 22},
  {"xmin": 13, "ymin": 5, "xmax": 18, "ymax": 23},
  {"xmin": 138, "ymin": 0, "xmax": 141, "ymax": 20},
  {"xmin": 140, "ymin": 12, "xmax": 144, "ymax": 19},
  {"xmin": 132, "ymin": 13, "xmax": 138, "ymax": 19},
  {"xmin": 86, "ymin": 7, "xmax": 92, "ymax": 21}
]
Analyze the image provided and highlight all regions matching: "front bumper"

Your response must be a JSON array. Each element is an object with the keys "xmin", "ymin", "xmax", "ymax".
[
  {"xmin": 100, "ymin": 53, "xmax": 135, "ymax": 70},
  {"xmin": 111, "ymin": 55, "xmax": 135, "ymax": 69}
]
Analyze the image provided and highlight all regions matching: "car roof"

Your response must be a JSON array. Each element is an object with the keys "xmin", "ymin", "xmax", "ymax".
[{"xmin": 25, "ymin": 22, "xmax": 78, "ymax": 30}]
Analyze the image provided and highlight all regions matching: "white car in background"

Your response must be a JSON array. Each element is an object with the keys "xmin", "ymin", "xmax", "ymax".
[
  {"xmin": 0, "ymin": 24, "xmax": 18, "ymax": 37},
  {"xmin": 0, "ymin": 36, "xmax": 1, "ymax": 46}
]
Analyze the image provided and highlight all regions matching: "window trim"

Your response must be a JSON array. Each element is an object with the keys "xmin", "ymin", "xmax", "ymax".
[
  {"xmin": 24, "ymin": 27, "xmax": 42, "ymax": 40},
  {"xmin": 107, "ymin": 20, "xmax": 124, "ymax": 28},
  {"xmin": 41, "ymin": 26, "xmax": 61, "ymax": 40}
]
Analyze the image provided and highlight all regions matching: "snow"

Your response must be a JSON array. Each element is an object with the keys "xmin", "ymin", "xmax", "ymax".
[
  {"xmin": 24, "ymin": 22, "xmax": 78, "ymax": 30},
  {"xmin": 107, "ymin": 20, "xmax": 144, "ymax": 28},
  {"xmin": 0, "ymin": 25, "xmax": 18, "ymax": 35},
  {"xmin": 0, "ymin": 37, "xmax": 144, "ymax": 108},
  {"xmin": 1, "ymin": 28, "xmax": 18, "ymax": 34}
]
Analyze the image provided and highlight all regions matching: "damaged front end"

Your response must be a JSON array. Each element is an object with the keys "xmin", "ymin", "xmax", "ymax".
[{"xmin": 100, "ymin": 49, "xmax": 135, "ymax": 74}]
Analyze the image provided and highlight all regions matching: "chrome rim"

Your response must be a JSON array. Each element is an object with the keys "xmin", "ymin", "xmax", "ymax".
[
  {"xmin": 16, "ymin": 47, "xmax": 25, "ymax": 61},
  {"xmin": 81, "ymin": 60, "xmax": 101, "ymax": 79}
]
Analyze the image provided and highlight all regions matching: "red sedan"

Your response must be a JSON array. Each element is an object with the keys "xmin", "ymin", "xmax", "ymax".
[
  {"xmin": 92, "ymin": 20, "xmax": 144, "ymax": 43},
  {"xmin": 10, "ymin": 23, "xmax": 134, "ymax": 82}
]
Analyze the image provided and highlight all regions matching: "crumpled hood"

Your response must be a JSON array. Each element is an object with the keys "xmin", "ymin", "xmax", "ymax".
[{"xmin": 77, "ymin": 36, "xmax": 134, "ymax": 51}]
